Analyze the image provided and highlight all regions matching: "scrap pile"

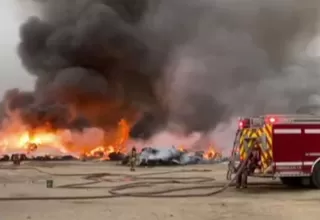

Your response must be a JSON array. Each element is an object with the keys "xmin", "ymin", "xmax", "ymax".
[{"xmin": 122, "ymin": 146, "xmax": 227, "ymax": 166}]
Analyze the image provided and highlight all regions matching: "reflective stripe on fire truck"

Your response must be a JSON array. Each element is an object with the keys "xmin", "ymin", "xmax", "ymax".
[
  {"xmin": 274, "ymin": 172, "xmax": 310, "ymax": 177},
  {"xmin": 304, "ymin": 129, "xmax": 320, "ymax": 134},
  {"xmin": 275, "ymin": 161, "xmax": 314, "ymax": 166},
  {"xmin": 305, "ymin": 152, "xmax": 320, "ymax": 157},
  {"xmin": 239, "ymin": 127, "xmax": 273, "ymax": 171},
  {"xmin": 261, "ymin": 124, "xmax": 273, "ymax": 170},
  {"xmin": 273, "ymin": 129, "xmax": 301, "ymax": 134},
  {"xmin": 304, "ymin": 161, "xmax": 314, "ymax": 166},
  {"xmin": 275, "ymin": 162, "xmax": 302, "ymax": 166},
  {"xmin": 274, "ymin": 161, "xmax": 314, "ymax": 166},
  {"xmin": 239, "ymin": 129, "xmax": 258, "ymax": 158}
]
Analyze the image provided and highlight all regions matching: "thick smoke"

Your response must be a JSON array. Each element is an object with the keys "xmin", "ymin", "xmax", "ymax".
[{"xmin": 5, "ymin": 0, "xmax": 320, "ymax": 139}]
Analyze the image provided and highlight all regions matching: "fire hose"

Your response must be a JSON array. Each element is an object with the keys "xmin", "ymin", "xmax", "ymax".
[{"xmin": 0, "ymin": 149, "xmax": 276, "ymax": 201}]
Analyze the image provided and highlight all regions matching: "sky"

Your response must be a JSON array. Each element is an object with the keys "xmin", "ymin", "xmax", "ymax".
[{"xmin": 0, "ymin": 0, "xmax": 35, "ymax": 97}]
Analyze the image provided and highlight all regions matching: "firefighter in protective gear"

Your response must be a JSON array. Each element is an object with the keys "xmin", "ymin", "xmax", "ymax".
[
  {"xmin": 235, "ymin": 158, "xmax": 248, "ymax": 189},
  {"xmin": 236, "ymin": 139, "xmax": 261, "ymax": 189},
  {"xmin": 11, "ymin": 154, "xmax": 21, "ymax": 165},
  {"xmin": 248, "ymin": 141, "xmax": 262, "ymax": 174},
  {"xmin": 129, "ymin": 147, "xmax": 137, "ymax": 171}
]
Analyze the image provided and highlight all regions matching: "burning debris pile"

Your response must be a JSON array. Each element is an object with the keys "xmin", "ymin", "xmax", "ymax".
[
  {"xmin": 0, "ymin": 116, "xmax": 130, "ymax": 160},
  {"xmin": 122, "ymin": 146, "xmax": 225, "ymax": 166}
]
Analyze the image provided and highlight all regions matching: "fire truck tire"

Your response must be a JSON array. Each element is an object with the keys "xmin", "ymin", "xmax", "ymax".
[
  {"xmin": 280, "ymin": 177, "xmax": 302, "ymax": 187},
  {"xmin": 311, "ymin": 162, "xmax": 320, "ymax": 188}
]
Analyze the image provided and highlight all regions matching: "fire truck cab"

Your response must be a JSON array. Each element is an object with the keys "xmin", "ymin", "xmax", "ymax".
[{"xmin": 227, "ymin": 114, "xmax": 320, "ymax": 188}]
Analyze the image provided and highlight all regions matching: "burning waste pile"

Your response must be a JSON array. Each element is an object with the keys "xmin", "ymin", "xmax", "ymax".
[
  {"xmin": 0, "ymin": 118, "xmax": 130, "ymax": 161},
  {"xmin": 0, "ymin": 0, "xmax": 319, "ymax": 162},
  {"xmin": 122, "ymin": 146, "xmax": 226, "ymax": 166}
]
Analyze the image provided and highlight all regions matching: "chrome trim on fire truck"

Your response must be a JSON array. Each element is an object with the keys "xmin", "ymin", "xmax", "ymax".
[
  {"xmin": 303, "ymin": 161, "xmax": 314, "ymax": 166},
  {"xmin": 273, "ymin": 129, "xmax": 301, "ymax": 134},
  {"xmin": 304, "ymin": 129, "xmax": 320, "ymax": 134}
]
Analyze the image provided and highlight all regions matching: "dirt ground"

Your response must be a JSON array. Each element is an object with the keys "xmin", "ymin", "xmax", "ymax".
[{"xmin": 0, "ymin": 161, "xmax": 319, "ymax": 220}]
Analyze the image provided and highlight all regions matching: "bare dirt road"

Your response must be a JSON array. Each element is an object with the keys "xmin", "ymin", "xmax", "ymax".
[{"xmin": 0, "ymin": 161, "xmax": 319, "ymax": 220}]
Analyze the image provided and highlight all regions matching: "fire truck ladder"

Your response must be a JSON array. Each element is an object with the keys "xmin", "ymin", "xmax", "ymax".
[{"xmin": 226, "ymin": 129, "xmax": 241, "ymax": 180}]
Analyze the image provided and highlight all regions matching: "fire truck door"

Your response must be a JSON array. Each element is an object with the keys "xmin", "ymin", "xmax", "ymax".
[
  {"xmin": 302, "ymin": 128, "xmax": 320, "ymax": 173},
  {"xmin": 272, "ymin": 127, "xmax": 304, "ymax": 170}
]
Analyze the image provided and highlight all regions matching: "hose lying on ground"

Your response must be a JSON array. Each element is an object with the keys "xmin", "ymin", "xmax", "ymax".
[{"xmin": 0, "ymin": 152, "xmax": 269, "ymax": 201}]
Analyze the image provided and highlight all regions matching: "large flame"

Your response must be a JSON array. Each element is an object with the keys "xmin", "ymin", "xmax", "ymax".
[
  {"xmin": 0, "ymin": 111, "xmax": 220, "ymax": 159},
  {"xmin": 0, "ymin": 112, "xmax": 130, "ymax": 158}
]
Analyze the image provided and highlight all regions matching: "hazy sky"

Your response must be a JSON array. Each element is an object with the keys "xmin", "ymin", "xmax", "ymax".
[{"xmin": 0, "ymin": 0, "xmax": 35, "ymax": 97}]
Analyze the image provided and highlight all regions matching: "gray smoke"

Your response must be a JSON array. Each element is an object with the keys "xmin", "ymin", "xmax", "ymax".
[
  {"xmin": 148, "ymin": 0, "xmax": 320, "ymax": 134},
  {"xmin": 5, "ymin": 0, "xmax": 320, "ymax": 138}
]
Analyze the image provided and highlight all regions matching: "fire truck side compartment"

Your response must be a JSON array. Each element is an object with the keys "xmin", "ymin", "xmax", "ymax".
[
  {"xmin": 300, "ymin": 124, "xmax": 320, "ymax": 173},
  {"xmin": 272, "ymin": 123, "xmax": 320, "ymax": 175},
  {"xmin": 272, "ymin": 124, "xmax": 304, "ymax": 165}
]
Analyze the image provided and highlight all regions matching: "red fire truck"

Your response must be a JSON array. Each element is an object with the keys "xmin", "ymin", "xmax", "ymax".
[{"xmin": 227, "ymin": 114, "xmax": 320, "ymax": 188}]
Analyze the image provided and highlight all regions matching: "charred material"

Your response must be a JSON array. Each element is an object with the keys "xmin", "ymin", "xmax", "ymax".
[
  {"xmin": 31, "ymin": 155, "xmax": 77, "ymax": 161},
  {"xmin": 0, "ymin": 154, "xmax": 77, "ymax": 162},
  {"xmin": 108, "ymin": 152, "xmax": 126, "ymax": 161},
  {"xmin": 0, "ymin": 155, "xmax": 9, "ymax": 162}
]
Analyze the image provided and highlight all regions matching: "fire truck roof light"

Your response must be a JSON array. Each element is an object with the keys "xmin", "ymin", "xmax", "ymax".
[{"xmin": 269, "ymin": 117, "xmax": 276, "ymax": 123}]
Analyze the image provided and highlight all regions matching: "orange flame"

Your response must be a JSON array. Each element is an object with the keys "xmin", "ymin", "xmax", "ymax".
[
  {"xmin": 204, "ymin": 145, "xmax": 221, "ymax": 160},
  {"xmin": 178, "ymin": 144, "xmax": 220, "ymax": 159},
  {"xmin": 204, "ymin": 146, "xmax": 215, "ymax": 159},
  {"xmin": 0, "ymin": 113, "xmax": 220, "ymax": 161},
  {"xmin": 178, "ymin": 145, "xmax": 185, "ymax": 152},
  {"xmin": 0, "ymin": 117, "xmax": 130, "ymax": 159}
]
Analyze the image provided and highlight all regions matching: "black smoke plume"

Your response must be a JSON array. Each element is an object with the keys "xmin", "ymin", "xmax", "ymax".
[{"xmin": 4, "ymin": 0, "xmax": 320, "ymax": 138}]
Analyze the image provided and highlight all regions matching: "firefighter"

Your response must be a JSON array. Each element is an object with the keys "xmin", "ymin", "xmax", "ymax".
[
  {"xmin": 129, "ymin": 147, "xmax": 137, "ymax": 171},
  {"xmin": 12, "ymin": 154, "xmax": 21, "ymax": 165},
  {"xmin": 236, "ymin": 140, "xmax": 261, "ymax": 189},
  {"xmin": 235, "ymin": 156, "xmax": 247, "ymax": 189},
  {"xmin": 248, "ymin": 141, "xmax": 262, "ymax": 174}
]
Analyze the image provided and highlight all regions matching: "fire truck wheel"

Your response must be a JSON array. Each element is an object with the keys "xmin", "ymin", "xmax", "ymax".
[
  {"xmin": 280, "ymin": 177, "xmax": 302, "ymax": 187},
  {"xmin": 311, "ymin": 162, "xmax": 320, "ymax": 188}
]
